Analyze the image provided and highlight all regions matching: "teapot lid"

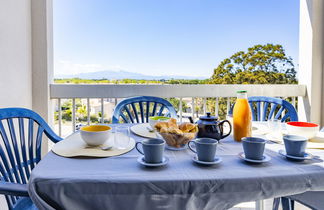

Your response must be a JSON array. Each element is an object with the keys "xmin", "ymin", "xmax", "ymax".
[{"xmin": 199, "ymin": 112, "xmax": 218, "ymax": 121}]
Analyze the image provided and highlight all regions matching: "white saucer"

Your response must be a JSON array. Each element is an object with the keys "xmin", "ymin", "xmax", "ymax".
[
  {"xmin": 192, "ymin": 156, "xmax": 222, "ymax": 165},
  {"xmin": 278, "ymin": 149, "xmax": 314, "ymax": 160},
  {"xmin": 165, "ymin": 144, "xmax": 186, "ymax": 151},
  {"xmin": 238, "ymin": 152, "xmax": 271, "ymax": 163},
  {"xmin": 137, "ymin": 156, "xmax": 169, "ymax": 167}
]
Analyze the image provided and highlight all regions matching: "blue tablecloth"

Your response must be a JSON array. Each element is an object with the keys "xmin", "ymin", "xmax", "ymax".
[{"xmin": 28, "ymin": 124, "xmax": 324, "ymax": 210}]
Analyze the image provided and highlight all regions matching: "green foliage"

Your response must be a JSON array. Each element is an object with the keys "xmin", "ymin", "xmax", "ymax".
[
  {"xmin": 210, "ymin": 44, "xmax": 297, "ymax": 85},
  {"xmin": 169, "ymin": 98, "xmax": 188, "ymax": 112}
]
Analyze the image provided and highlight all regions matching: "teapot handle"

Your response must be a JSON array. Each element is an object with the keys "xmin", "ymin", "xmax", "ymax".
[{"xmin": 219, "ymin": 120, "xmax": 232, "ymax": 139}]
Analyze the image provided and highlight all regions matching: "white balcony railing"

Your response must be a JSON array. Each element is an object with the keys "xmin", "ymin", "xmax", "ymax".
[{"xmin": 50, "ymin": 84, "xmax": 306, "ymax": 137}]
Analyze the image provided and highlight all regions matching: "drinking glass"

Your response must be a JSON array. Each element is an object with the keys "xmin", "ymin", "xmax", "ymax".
[
  {"xmin": 267, "ymin": 118, "xmax": 282, "ymax": 139},
  {"xmin": 114, "ymin": 126, "xmax": 130, "ymax": 149}
]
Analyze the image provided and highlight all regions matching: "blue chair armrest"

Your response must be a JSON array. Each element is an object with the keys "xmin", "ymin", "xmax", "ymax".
[{"xmin": 0, "ymin": 182, "xmax": 29, "ymax": 197}]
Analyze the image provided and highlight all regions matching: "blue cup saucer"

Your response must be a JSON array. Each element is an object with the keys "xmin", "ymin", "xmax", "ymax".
[
  {"xmin": 137, "ymin": 156, "xmax": 169, "ymax": 167},
  {"xmin": 278, "ymin": 149, "xmax": 313, "ymax": 161},
  {"xmin": 192, "ymin": 156, "xmax": 222, "ymax": 165},
  {"xmin": 238, "ymin": 152, "xmax": 271, "ymax": 163}
]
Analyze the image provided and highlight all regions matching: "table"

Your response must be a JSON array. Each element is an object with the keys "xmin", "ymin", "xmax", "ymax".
[{"xmin": 28, "ymin": 124, "xmax": 324, "ymax": 210}]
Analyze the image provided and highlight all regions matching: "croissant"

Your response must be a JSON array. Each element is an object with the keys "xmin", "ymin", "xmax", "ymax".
[
  {"xmin": 167, "ymin": 127, "xmax": 183, "ymax": 135},
  {"xmin": 154, "ymin": 122, "xmax": 169, "ymax": 131},
  {"xmin": 167, "ymin": 118, "xmax": 177, "ymax": 128},
  {"xmin": 179, "ymin": 122, "xmax": 196, "ymax": 132}
]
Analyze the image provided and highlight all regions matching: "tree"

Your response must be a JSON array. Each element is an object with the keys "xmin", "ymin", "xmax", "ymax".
[
  {"xmin": 210, "ymin": 44, "xmax": 297, "ymax": 84},
  {"xmin": 208, "ymin": 44, "xmax": 297, "ymax": 119}
]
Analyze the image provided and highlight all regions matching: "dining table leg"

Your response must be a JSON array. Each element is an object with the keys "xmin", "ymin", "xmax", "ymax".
[{"xmin": 255, "ymin": 200, "xmax": 265, "ymax": 210}]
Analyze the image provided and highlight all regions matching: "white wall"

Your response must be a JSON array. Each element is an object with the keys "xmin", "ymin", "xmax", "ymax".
[
  {"xmin": 299, "ymin": 0, "xmax": 324, "ymax": 125},
  {"xmin": 0, "ymin": 0, "xmax": 32, "ymax": 108}
]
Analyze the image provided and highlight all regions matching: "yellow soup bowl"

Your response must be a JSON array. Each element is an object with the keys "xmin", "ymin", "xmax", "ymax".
[{"xmin": 80, "ymin": 125, "xmax": 112, "ymax": 146}]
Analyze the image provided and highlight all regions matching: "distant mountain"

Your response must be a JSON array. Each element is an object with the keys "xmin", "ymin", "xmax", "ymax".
[{"xmin": 54, "ymin": 70, "xmax": 207, "ymax": 80}]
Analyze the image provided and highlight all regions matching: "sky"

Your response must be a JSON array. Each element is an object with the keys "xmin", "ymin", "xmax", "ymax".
[{"xmin": 53, "ymin": 0, "xmax": 299, "ymax": 78}]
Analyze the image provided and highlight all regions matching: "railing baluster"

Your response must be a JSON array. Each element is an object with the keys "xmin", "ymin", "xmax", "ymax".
[
  {"xmin": 58, "ymin": 98, "xmax": 62, "ymax": 136},
  {"xmin": 72, "ymin": 98, "xmax": 76, "ymax": 132},
  {"xmin": 87, "ymin": 98, "xmax": 90, "ymax": 125},
  {"xmin": 226, "ymin": 98, "xmax": 230, "ymax": 115},
  {"xmin": 282, "ymin": 97, "xmax": 286, "ymax": 119},
  {"xmin": 192, "ymin": 97, "xmax": 195, "ymax": 119},
  {"xmin": 179, "ymin": 97, "xmax": 183, "ymax": 123},
  {"xmin": 101, "ymin": 98, "xmax": 104, "ymax": 123},
  {"xmin": 215, "ymin": 97, "xmax": 219, "ymax": 116},
  {"xmin": 292, "ymin": 97, "xmax": 296, "ymax": 108},
  {"xmin": 203, "ymin": 98, "xmax": 207, "ymax": 115}
]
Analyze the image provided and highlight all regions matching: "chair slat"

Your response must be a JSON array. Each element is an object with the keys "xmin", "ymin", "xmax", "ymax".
[
  {"xmin": 282, "ymin": 113, "xmax": 289, "ymax": 122},
  {"xmin": 139, "ymin": 102, "xmax": 144, "ymax": 123},
  {"xmin": 0, "ymin": 121, "xmax": 21, "ymax": 184},
  {"xmin": 256, "ymin": 102, "xmax": 261, "ymax": 121},
  {"xmin": 152, "ymin": 102, "xmax": 158, "ymax": 116},
  {"xmin": 28, "ymin": 119, "xmax": 35, "ymax": 170},
  {"xmin": 157, "ymin": 105, "xmax": 165, "ymax": 116},
  {"xmin": 123, "ymin": 106, "xmax": 134, "ymax": 123},
  {"xmin": 146, "ymin": 102, "xmax": 150, "ymax": 123},
  {"xmin": 7, "ymin": 119, "xmax": 25, "ymax": 184},
  {"xmin": 269, "ymin": 104, "xmax": 278, "ymax": 120},
  {"xmin": 130, "ymin": 103, "xmax": 139, "ymax": 123},
  {"xmin": 262, "ymin": 102, "xmax": 269, "ymax": 121},
  {"xmin": 35, "ymin": 126, "xmax": 44, "ymax": 162},
  {"xmin": 275, "ymin": 106, "xmax": 285, "ymax": 120},
  {"xmin": 120, "ymin": 112, "xmax": 129, "ymax": 123},
  {"xmin": 0, "ymin": 146, "xmax": 15, "ymax": 183},
  {"xmin": 18, "ymin": 118, "xmax": 30, "ymax": 179}
]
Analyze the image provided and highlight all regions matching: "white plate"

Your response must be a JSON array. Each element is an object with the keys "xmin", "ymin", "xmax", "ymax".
[
  {"xmin": 278, "ymin": 149, "xmax": 314, "ymax": 160},
  {"xmin": 130, "ymin": 123, "xmax": 157, "ymax": 139},
  {"xmin": 192, "ymin": 156, "xmax": 222, "ymax": 165},
  {"xmin": 238, "ymin": 152, "xmax": 271, "ymax": 163},
  {"xmin": 137, "ymin": 156, "xmax": 169, "ymax": 167}
]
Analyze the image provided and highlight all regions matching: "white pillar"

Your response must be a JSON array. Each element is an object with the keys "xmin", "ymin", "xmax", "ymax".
[
  {"xmin": 299, "ymin": 0, "xmax": 324, "ymax": 125},
  {"xmin": 31, "ymin": 0, "xmax": 54, "ymax": 155}
]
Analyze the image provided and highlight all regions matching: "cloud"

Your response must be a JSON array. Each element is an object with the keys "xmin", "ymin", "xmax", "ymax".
[{"xmin": 54, "ymin": 60, "xmax": 124, "ymax": 75}]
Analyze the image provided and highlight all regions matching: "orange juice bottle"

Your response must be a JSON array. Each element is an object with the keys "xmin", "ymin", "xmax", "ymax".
[{"xmin": 233, "ymin": 91, "xmax": 252, "ymax": 142}]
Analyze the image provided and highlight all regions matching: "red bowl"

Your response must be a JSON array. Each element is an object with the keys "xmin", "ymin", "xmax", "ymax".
[{"xmin": 286, "ymin": 121, "xmax": 319, "ymax": 139}]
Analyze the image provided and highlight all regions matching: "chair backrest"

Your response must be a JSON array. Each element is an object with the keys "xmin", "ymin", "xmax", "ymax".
[
  {"xmin": 248, "ymin": 97, "xmax": 298, "ymax": 122},
  {"xmin": 112, "ymin": 96, "xmax": 177, "ymax": 123},
  {"xmin": 0, "ymin": 108, "xmax": 62, "ymax": 208},
  {"xmin": 228, "ymin": 96, "xmax": 298, "ymax": 122}
]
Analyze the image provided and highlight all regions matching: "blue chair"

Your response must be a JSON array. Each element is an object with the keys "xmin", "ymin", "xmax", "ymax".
[
  {"xmin": 0, "ymin": 108, "xmax": 62, "ymax": 210},
  {"xmin": 248, "ymin": 96, "xmax": 298, "ymax": 122},
  {"xmin": 229, "ymin": 96, "xmax": 298, "ymax": 122},
  {"xmin": 112, "ymin": 96, "xmax": 177, "ymax": 124}
]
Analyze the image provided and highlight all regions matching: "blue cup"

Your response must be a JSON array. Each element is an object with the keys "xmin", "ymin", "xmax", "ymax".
[
  {"xmin": 242, "ymin": 137, "xmax": 266, "ymax": 160},
  {"xmin": 283, "ymin": 135, "xmax": 307, "ymax": 157},
  {"xmin": 188, "ymin": 138, "xmax": 218, "ymax": 162},
  {"xmin": 136, "ymin": 138, "xmax": 165, "ymax": 163}
]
